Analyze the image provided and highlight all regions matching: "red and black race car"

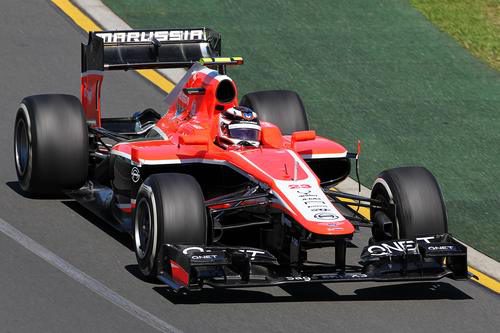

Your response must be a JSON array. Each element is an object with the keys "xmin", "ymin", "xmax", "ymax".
[{"xmin": 14, "ymin": 28, "xmax": 468, "ymax": 291}]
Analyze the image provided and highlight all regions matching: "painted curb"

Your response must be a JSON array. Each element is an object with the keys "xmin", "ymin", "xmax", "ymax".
[{"xmin": 63, "ymin": 0, "xmax": 500, "ymax": 288}]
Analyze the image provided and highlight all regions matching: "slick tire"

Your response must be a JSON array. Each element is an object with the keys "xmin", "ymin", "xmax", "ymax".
[
  {"xmin": 240, "ymin": 90, "xmax": 309, "ymax": 135},
  {"xmin": 14, "ymin": 94, "xmax": 88, "ymax": 195},
  {"xmin": 370, "ymin": 166, "xmax": 448, "ymax": 241},
  {"xmin": 133, "ymin": 173, "xmax": 208, "ymax": 279}
]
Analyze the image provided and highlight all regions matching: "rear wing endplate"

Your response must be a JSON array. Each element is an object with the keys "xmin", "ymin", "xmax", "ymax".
[{"xmin": 81, "ymin": 28, "xmax": 221, "ymax": 72}]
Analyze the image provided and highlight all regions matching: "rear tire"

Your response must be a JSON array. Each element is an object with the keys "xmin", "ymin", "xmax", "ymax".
[
  {"xmin": 370, "ymin": 166, "xmax": 448, "ymax": 241},
  {"xmin": 14, "ymin": 94, "xmax": 88, "ymax": 194},
  {"xmin": 240, "ymin": 90, "xmax": 309, "ymax": 134},
  {"xmin": 133, "ymin": 173, "xmax": 208, "ymax": 278}
]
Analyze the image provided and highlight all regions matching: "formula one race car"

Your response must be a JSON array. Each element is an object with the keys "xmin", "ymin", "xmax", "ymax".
[{"xmin": 14, "ymin": 28, "xmax": 468, "ymax": 291}]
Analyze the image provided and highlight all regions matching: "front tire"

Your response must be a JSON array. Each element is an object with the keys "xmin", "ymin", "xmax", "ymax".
[
  {"xmin": 370, "ymin": 166, "xmax": 448, "ymax": 241},
  {"xmin": 133, "ymin": 173, "xmax": 208, "ymax": 278},
  {"xmin": 14, "ymin": 94, "xmax": 88, "ymax": 194}
]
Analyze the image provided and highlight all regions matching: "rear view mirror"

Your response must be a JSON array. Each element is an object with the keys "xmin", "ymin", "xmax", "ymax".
[
  {"xmin": 179, "ymin": 134, "xmax": 208, "ymax": 145},
  {"xmin": 291, "ymin": 130, "xmax": 316, "ymax": 143}
]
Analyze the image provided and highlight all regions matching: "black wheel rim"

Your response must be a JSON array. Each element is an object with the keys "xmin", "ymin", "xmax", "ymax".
[
  {"xmin": 15, "ymin": 118, "xmax": 29, "ymax": 176},
  {"xmin": 134, "ymin": 198, "xmax": 152, "ymax": 259},
  {"xmin": 371, "ymin": 189, "xmax": 398, "ymax": 240}
]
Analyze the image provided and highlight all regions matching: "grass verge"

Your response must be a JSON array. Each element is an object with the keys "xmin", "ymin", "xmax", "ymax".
[{"xmin": 411, "ymin": 0, "xmax": 500, "ymax": 71}]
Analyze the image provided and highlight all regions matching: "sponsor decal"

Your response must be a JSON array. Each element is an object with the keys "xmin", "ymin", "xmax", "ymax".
[
  {"xmin": 314, "ymin": 213, "xmax": 339, "ymax": 220},
  {"xmin": 297, "ymin": 189, "xmax": 334, "ymax": 212},
  {"xmin": 285, "ymin": 276, "xmax": 311, "ymax": 282},
  {"xmin": 96, "ymin": 29, "xmax": 205, "ymax": 43},
  {"xmin": 428, "ymin": 245, "xmax": 456, "ymax": 251},
  {"xmin": 327, "ymin": 222, "xmax": 342, "ymax": 226},
  {"xmin": 367, "ymin": 240, "xmax": 419, "ymax": 256},
  {"xmin": 316, "ymin": 273, "xmax": 368, "ymax": 280},
  {"xmin": 285, "ymin": 274, "xmax": 368, "ymax": 282},
  {"xmin": 278, "ymin": 181, "xmax": 344, "ymax": 223},
  {"xmin": 131, "ymin": 167, "xmax": 140, "ymax": 183},
  {"xmin": 191, "ymin": 254, "xmax": 219, "ymax": 260},
  {"xmin": 181, "ymin": 247, "xmax": 265, "ymax": 260},
  {"xmin": 366, "ymin": 236, "xmax": 436, "ymax": 257},
  {"xmin": 298, "ymin": 189, "xmax": 339, "ymax": 217},
  {"xmin": 351, "ymin": 273, "xmax": 368, "ymax": 278},
  {"xmin": 288, "ymin": 184, "xmax": 311, "ymax": 189},
  {"xmin": 182, "ymin": 246, "xmax": 205, "ymax": 255}
]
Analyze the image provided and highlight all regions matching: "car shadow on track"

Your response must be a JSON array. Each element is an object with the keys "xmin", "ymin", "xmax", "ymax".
[
  {"xmin": 124, "ymin": 264, "xmax": 164, "ymax": 284},
  {"xmin": 6, "ymin": 181, "xmax": 68, "ymax": 200},
  {"xmin": 6, "ymin": 180, "xmax": 134, "ymax": 255},
  {"xmin": 152, "ymin": 282, "xmax": 472, "ymax": 304},
  {"xmin": 62, "ymin": 200, "xmax": 134, "ymax": 251}
]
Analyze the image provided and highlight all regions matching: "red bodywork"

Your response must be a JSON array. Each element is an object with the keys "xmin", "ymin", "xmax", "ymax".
[{"xmin": 82, "ymin": 65, "xmax": 354, "ymax": 237}]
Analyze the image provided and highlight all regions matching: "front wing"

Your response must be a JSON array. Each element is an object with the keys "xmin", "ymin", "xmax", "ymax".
[{"xmin": 156, "ymin": 234, "xmax": 468, "ymax": 291}]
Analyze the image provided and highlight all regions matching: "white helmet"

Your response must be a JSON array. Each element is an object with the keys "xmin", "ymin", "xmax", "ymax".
[{"xmin": 218, "ymin": 106, "xmax": 261, "ymax": 148}]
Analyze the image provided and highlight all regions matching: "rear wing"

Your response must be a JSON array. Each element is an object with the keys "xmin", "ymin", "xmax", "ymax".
[{"xmin": 81, "ymin": 28, "xmax": 221, "ymax": 72}]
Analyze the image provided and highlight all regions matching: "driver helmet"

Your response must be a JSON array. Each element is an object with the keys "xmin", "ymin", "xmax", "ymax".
[{"xmin": 218, "ymin": 106, "xmax": 261, "ymax": 148}]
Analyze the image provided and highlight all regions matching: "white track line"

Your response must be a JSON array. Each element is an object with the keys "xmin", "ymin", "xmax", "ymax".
[{"xmin": 0, "ymin": 217, "xmax": 183, "ymax": 333}]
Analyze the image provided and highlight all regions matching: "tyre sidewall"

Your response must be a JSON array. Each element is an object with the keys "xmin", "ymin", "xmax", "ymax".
[
  {"xmin": 371, "ymin": 180, "xmax": 400, "ymax": 239},
  {"xmin": 14, "ymin": 104, "xmax": 34, "ymax": 192},
  {"xmin": 134, "ymin": 182, "xmax": 159, "ymax": 277},
  {"xmin": 373, "ymin": 174, "xmax": 407, "ymax": 238},
  {"xmin": 371, "ymin": 167, "xmax": 448, "ymax": 240}
]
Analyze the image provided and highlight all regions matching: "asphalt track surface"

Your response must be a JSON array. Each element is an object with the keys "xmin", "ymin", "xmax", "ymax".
[{"xmin": 0, "ymin": 1, "xmax": 498, "ymax": 332}]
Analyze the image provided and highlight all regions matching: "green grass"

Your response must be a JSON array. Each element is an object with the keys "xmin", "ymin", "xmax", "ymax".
[
  {"xmin": 412, "ymin": 0, "xmax": 500, "ymax": 71},
  {"xmin": 102, "ymin": 0, "xmax": 500, "ymax": 260}
]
